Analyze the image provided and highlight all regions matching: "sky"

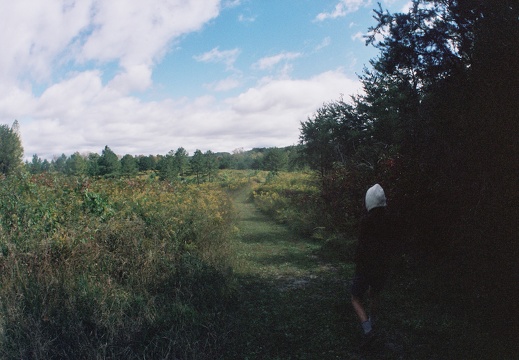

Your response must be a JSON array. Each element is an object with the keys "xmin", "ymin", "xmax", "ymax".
[{"xmin": 0, "ymin": 0, "xmax": 411, "ymax": 160}]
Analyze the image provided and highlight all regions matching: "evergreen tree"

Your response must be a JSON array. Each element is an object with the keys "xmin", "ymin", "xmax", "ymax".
[
  {"xmin": 0, "ymin": 120, "xmax": 24, "ymax": 175},
  {"xmin": 28, "ymin": 154, "xmax": 43, "ymax": 174},
  {"xmin": 137, "ymin": 155, "xmax": 157, "ymax": 172},
  {"xmin": 120, "ymin": 154, "xmax": 138, "ymax": 177},
  {"xmin": 87, "ymin": 153, "xmax": 100, "ymax": 177},
  {"xmin": 204, "ymin": 150, "xmax": 218, "ymax": 182},
  {"xmin": 158, "ymin": 150, "xmax": 178, "ymax": 181},
  {"xmin": 98, "ymin": 146, "xmax": 120, "ymax": 177},
  {"xmin": 190, "ymin": 149, "xmax": 204, "ymax": 184},
  {"xmin": 262, "ymin": 147, "xmax": 287, "ymax": 172},
  {"xmin": 65, "ymin": 152, "xmax": 87, "ymax": 176},
  {"xmin": 52, "ymin": 154, "xmax": 68, "ymax": 173},
  {"xmin": 174, "ymin": 147, "xmax": 189, "ymax": 177}
]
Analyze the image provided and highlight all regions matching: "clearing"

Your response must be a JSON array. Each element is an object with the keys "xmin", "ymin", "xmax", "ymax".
[{"xmin": 222, "ymin": 186, "xmax": 407, "ymax": 359}]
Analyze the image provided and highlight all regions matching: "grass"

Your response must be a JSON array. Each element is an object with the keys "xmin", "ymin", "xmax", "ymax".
[
  {"xmin": 222, "ymin": 181, "xmax": 518, "ymax": 359},
  {"xmin": 0, "ymin": 171, "xmax": 515, "ymax": 358},
  {"xmin": 223, "ymin": 185, "xmax": 366, "ymax": 359}
]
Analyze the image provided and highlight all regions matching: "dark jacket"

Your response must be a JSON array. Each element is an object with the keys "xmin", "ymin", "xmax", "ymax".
[{"xmin": 355, "ymin": 206, "xmax": 397, "ymax": 276}]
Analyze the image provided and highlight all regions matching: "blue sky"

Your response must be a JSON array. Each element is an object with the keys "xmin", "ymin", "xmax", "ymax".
[{"xmin": 0, "ymin": 0, "xmax": 410, "ymax": 160}]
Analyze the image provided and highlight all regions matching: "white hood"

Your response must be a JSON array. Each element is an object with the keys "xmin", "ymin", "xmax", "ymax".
[{"xmin": 365, "ymin": 184, "xmax": 387, "ymax": 211}]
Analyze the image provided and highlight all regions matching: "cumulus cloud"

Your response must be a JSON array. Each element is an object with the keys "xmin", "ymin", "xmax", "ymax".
[
  {"xmin": 0, "ymin": 0, "xmax": 366, "ymax": 160},
  {"xmin": 15, "ymin": 68, "xmax": 361, "ymax": 159},
  {"xmin": 80, "ymin": 0, "xmax": 220, "ymax": 67},
  {"xmin": 0, "ymin": 0, "xmax": 220, "ymax": 85},
  {"xmin": 315, "ymin": 0, "xmax": 371, "ymax": 21},
  {"xmin": 0, "ymin": 0, "xmax": 92, "ymax": 83}
]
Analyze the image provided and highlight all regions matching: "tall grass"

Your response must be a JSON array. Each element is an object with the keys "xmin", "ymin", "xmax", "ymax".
[
  {"xmin": 0, "ymin": 173, "xmax": 237, "ymax": 359},
  {"xmin": 251, "ymin": 171, "xmax": 325, "ymax": 237}
]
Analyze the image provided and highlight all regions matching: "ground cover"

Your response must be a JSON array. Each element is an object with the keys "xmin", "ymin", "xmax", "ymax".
[{"xmin": 223, "ymin": 175, "xmax": 515, "ymax": 359}]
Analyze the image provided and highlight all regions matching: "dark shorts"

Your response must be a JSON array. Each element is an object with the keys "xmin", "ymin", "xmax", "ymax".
[{"xmin": 350, "ymin": 272, "xmax": 388, "ymax": 298}]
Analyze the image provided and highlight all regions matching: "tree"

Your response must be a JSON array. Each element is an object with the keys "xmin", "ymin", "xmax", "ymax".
[
  {"xmin": 299, "ymin": 99, "xmax": 366, "ymax": 177},
  {"xmin": 0, "ymin": 120, "xmax": 24, "ymax": 175},
  {"xmin": 174, "ymin": 147, "xmax": 189, "ymax": 176},
  {"xmin": 190, "ymin": 149, "xmax": 204, "ymax": 184},
  {"xmin": 299, "ymin": 0, "xmax": 518, "ymax": 344},
  {"xmin": 65, "ymin": 152, "xmax": 87, "ymax": 176},
  {"xmin": 52, "ymin": 154, "xmax": 68, "ymax": 173},
  {"xmin": 87, "ymin": 153, "xmax": 100, "ymax": 177},
  {"xmin": 262, "ymin": 147, "xmax": 287, "ymax": 172},
  {"xmin": 137, "ymin": 155, "xmax": 157, "ymax": 172},
  {"xmin": 28, "ymin": 154, "xmax": 43, "ymax": 174},
  {"xmin": 98, "ymin": 146, "xmax": 120, "ymax": 177},
  {"xmin": 158, "ymin": 150, "xmax": 178, "ymax": 181},
  {"xmin": 120, "ymin": 154, "xmax": 138, "ymax": 177},
  {"xmin": 204, "ymin": 150, "xmax": 218, "ymax": 182}
]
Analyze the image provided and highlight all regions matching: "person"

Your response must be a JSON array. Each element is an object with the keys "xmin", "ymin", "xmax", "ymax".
[{"xmin": 351, "ymin": 183, "xmax": 397, "ymax": 348}]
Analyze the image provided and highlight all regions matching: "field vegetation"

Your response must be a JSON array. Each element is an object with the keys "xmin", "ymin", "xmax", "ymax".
[{"xmin": 0, "ymin": 171, "xmax": 246, "ymax": 359}]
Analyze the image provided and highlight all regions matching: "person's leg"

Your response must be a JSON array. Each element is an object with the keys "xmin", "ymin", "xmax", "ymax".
[
  {"xmin": 351, "ymin": 294, "xmax": 369, "ymax": 323},
  {"xmin": 351, "ymin": 274, "xmax": 374, "ymax": 337},
  {"xmin": 368, "ymin": 274, "xmax": 386, "ymax": 326},
  {"xmin": 368, "ymin": 289, "xmax": 378, "ymax": 326},
  {"xmin": 351, "ymin": 274, "xmax": 369, "ymax": 322}
]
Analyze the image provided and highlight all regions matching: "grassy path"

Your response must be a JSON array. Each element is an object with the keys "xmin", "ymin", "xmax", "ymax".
[
  {"xmin": 219, "ymin": 185, "xmax": 516, "ymax": 360},
  {"xmin": 222, "ymin": 186, "xmax": 365, "ymax": 359}
]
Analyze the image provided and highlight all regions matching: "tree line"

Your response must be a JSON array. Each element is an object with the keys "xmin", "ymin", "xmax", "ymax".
[{"xmin": 0, "ymin": 129, "xmax": 306, "ymax": 181}]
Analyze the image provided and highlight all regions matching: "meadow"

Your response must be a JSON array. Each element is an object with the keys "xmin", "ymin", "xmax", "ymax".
[
  {"xmin": 0, "ymin": 170, "xmax": 513, "ymax": 359},
  {"xmin": 0, "ymin": 171, "xmax": 248, "ymax": 359}
]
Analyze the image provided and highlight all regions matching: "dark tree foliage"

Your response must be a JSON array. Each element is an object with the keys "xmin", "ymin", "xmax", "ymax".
[
  {"xmin": 87, "ymin": 153, "xmax": 101, "ymax": 176},
  {"xmin": 120, "ymin": 154, "xmax": 138, "ymax": 177},
  {"xmin": 65, "ymin": 152, "xmax": 87, "ymax": 176},
  {"xmin": 0, "ymin": 120, "xmax": 24, "ymax": 175},
  {"xmin": 28, "ymin": 154, "xmax": 44, "ymax": 174},
  {"xmin": 157, "ymin": 150, "xmax": 178, "ymax": 181},
  {"xmin": 174, "ymin": 147, "xmax": 189, "ymax": 176},
  {"xmin": 300, "ymin": 0, "xmax": 518, "ymax": 342},
  {"xmin": 137, "ymin": 155, "xmax": 157, "ymax": 172},
  {"xmin": 52, "ymin": 154, "xmax": 68, "ymax": 173},
  {"xmin": 190, "ymin": 149, "xmax": 205, "ymax": 184},
  {"xmin": 262, "ymin": 147, "xmax": 287, "ymax": 172},
  {"xmin": 300, "ymin": 98, "xmax": 368, "ymax": 177}
]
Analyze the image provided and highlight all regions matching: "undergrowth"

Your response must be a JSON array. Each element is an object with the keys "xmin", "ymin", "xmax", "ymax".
[{"xmin": 0, "ymin": 172, "xmax": 240, "ymax": 359}]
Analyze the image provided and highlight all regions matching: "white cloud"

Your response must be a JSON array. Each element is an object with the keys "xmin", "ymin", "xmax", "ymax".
[
  {"xmin": 204, "ymin": 76, "xmax": 242, "ymax": 92},
  {"xmin": 224, "ymin": 0, "xmax": 241, "ymax": 8},
  {"xmin": 194, "ymin": 47, "xmax": 241, "ymax": 70},
  {"xmin": 238, "ymin": 14, "xmax": 256, "ymax": 23},
  {"xmin": 11, "ymin": 68, "xmax": 361, "ymax": 159},
  {"xmin": 315, "ymin": 0, "xmax": 371, "ymax": 21},
  {"xmin": 0, "ymin": 0, "xmax": 367, "ymax": 160},
  {"xmin": 108, "ymin": 65, "xmax": 153, "ymax": 94},
  {"xmin": 316, "ymin": 37, "xmax": 332, "ymax": 50},
  {"xmin": 351, "ymin": 31, "xmax": 365, "ymax": 42},
  {"xmin": 253, "ymin": 52, "xmax": 302, "ymax": 71},
  {"xmin": 0, "ymin": 0, "xmax": 93, "ymax": 83},
  {"xmin": 80, "ymin": 0, "xmax": 220, "ymax": 68},
  {"xmin": 0, "ymin": 0, "xmax": 221, "ymax": 86}
]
